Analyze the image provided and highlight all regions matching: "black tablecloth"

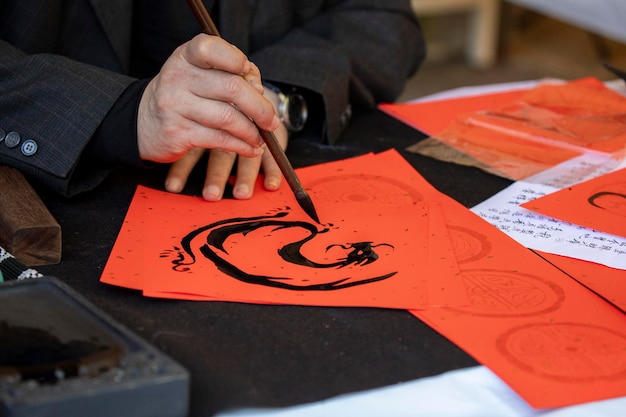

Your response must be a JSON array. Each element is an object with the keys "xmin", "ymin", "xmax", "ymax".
[{"xmin": 35, "ymin": 110, "xmax": 512, "ymax": 416}]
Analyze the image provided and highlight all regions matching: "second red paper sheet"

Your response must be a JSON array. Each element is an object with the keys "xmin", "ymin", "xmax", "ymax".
[{"xmin": 522, "ymin": 167, "xmax": 626, "ymax": 239}]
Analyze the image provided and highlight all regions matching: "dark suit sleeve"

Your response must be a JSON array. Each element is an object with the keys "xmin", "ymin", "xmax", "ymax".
[
  {"xmin": 0, "ymin": 40, "xmax": 136, "ymax": 196},
  {"xmin": 248, "ymin": 0, "xmax": 425, "ymax": 144}
]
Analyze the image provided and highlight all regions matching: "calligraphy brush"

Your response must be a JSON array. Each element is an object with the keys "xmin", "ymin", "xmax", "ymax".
[{"xmin": 186, "ymin": 0, "xmax": 320, "ymax": 223}]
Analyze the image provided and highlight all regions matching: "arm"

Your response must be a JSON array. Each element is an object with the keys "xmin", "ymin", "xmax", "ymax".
[
  {"xmin": 0, "ymin": 40, "xmax": 136, "ymax": 195},
  {"xmin": 0, "ymin": 35, "xmax": 278, "ymax": 197}
]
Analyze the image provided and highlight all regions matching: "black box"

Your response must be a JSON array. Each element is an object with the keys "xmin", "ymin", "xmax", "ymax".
[{"xmin": 0, "ymin": 277, "xmax": 189, "ymax": 417}]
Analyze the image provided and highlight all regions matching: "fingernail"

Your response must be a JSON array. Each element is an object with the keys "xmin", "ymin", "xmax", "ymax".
[
  {"xmin": 250, "ymin": 80, "xmax": 264, "ymax": 93},
  {"xmin": 242, "ymin": 60, "xmax": 252, "ymax": 74},
  {"xmin": 265, "ymin": 179, "xmax": 279, "ymax": 191},
  {"xmin": 270, "ymin": 115, "xmax": 280, "ymax": 130},
  {"xmin": 165, "ymin": 179, "xmax": 183, "ymax": 193},
  {"xmin": 253, "ymin": 146, "xmax": 264, "ymax": 155},
  {"xmin": 234, "ymin": 184, "xmax": 251, "ymax": 199},
  {"xmin": 203, "ymin": 185, "xmax": 222, "ymax": 201}
]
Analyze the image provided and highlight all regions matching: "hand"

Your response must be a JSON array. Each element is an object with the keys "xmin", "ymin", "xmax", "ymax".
[
  {"xmin": 164, "ymin": 80, "xmax": 290, "ymax": 201},
  {"xmin": 136, "ymin": 34, "xmax": 280, "ymax": 166}
]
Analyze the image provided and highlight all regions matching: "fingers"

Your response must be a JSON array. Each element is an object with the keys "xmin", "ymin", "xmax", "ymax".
[
  {"xmin": 203, "ymin": 149, "xmax": 263, "ymax": 201},
  {"xmin": 138, "ymin": 34, "xmax": 292, "ymax": 201},
  {"xmin": 185, "ymin": 37, "xmax": 264, "ymax": 95},
  {"xmin": 179, "ymin": 35, "xmax": 276, "ymax": 131},
  {"xmin": 260, "ymin": 123, "xmax": 289, "ymax": 191},
  {"xmin": 202, "ymin": 147, "xmax": 287, "ymax": 202},
  {"xmin": 177, "ymin": 123, "xmax": 289, "ymax": 201},
  {"xmin": 165, "ymin": 148, "xmax": 205, "ymax": 193},
  {"xmin": 260, "ymin": 149, "xmax": 282, "ymax": 191},
  {"xmin": 182, "ymin": 34, "xmax": 253, "ymax": 79},
  {"xmin": 137, "ymin": 76, "xmax": 267, "ymax": 163},
  {"xmin": 233, "ymin": 154, "xmax": 263, "ymax": 199},
  {"xmin": 136, "ymin": 35, "xmax": 279, "ymax": 164},
  {"xmin": 180, "ymin": 65, "xmax": 277, "ymax": 134},
  {"xmin": 243, "ymin": 62, "xmax": 264, "ymax": 95},
  {"xmin": 203, "ymin": 149, "xmax": 238, "ymax": 201},
  {"xmin": 182, "ymin": 95, "xmax": 266, "ymax": 150},
  {"xmin": 229, "ymin": 122, "xmax": 289, "ymax": 198}
]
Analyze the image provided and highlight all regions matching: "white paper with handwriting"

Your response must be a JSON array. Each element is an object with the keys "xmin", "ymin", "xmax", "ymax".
[{"xmin": 471, "ymin": 154, "xmax": 626, "ymax": 270}]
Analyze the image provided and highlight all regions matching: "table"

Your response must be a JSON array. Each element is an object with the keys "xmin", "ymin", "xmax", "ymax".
[{"xmin": 34, "ymin": 109, "xmax": 512, "ymax": 416}]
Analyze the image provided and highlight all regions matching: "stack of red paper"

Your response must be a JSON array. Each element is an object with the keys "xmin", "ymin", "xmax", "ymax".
[{"xmin": 102, "ymin": 149, "xmax": 626, "ymax": 409}]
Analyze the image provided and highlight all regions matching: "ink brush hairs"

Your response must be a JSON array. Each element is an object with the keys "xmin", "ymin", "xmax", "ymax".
[{"xmin": 0, "ymin": 246, "xmax": 43, "ymax": 281}]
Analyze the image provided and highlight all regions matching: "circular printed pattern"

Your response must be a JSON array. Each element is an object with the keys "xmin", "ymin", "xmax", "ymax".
[
  {"xmin": 447, "ymin": 226, "xmax": 492, "ymax": 264},
  {"xmin": 447, "ymin": 269, "xmax": 565, "ymax": 317},
  {"xmin": 497, "ymin": 322, "xmax": 626, "ymax": 382},
  {"xmin": 307, "ymin": 174, "xmax": 423, "ymax": 205}
]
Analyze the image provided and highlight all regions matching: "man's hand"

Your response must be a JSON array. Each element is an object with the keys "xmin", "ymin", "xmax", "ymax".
[
  {"xmin": 165, "ymin": 119, "xmax": 288, "ymax": 200},
  {"xmin": 136, "ymin": 34, "xmax": 281, "ymax": 182}
]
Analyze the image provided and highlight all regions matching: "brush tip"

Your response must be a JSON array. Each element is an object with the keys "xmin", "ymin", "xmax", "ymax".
[{"xmin": 295, "ymin": 190, "xmax": 320, "ymax": 223}]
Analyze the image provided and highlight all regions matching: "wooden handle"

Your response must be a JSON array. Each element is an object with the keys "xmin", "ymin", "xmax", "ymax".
[
  {"xmin": 0, "ymin": 166, "xmax": 61, "ymax": 266},
  {"xmin": 187, "ymin": 0, "xmax": 220, "ymax": 36}
]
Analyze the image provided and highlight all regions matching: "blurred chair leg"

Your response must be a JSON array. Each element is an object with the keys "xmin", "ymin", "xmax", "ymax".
[
  {"xmin": 466, "ymin": 0, "xmax": 501, "ymax": 68},
  {"xmin": 411, "ymin": 0, "xmax": 501, "ymax": 69}
]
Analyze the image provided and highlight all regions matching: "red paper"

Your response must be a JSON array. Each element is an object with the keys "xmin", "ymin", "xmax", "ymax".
[
  {"xmin": 537, "ymin": 251, "xmax": 626, "ymax": 313},
  {"xmin": 296, "ymin": 151, "xmax": 469, "ymax": 308},
  {"xmin": 411, "ymin": 192, "xmax": 626, "ymax": 408},
  {"xmin": 101, "ymin": 149, "xmax": 626, "ymax": 408},
  {"xmin": 379, "ymin": 89, "xmax": 526, "ymax": 137},
  {"xmin": 522, "ymin": 167, "xmax": 626, "ymax": 238},
  {"xmin": 102, "ymin": 150, "xmax": 467, "ymax": 310},
  {"xmin": 381, "ymin": 78, "xmax": 626, "ymax": 180}
]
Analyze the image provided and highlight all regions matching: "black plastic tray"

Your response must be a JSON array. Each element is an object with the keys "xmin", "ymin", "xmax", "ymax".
[{"xmin": 0, "ymin": 277, "xmax": 189, "ymax": 417}]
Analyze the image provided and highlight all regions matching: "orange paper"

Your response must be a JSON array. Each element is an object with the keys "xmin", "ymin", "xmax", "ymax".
[
  {"xmin": 296, "ymin": 150, "xmax": 469, "ymax": 309},
  {"xmin": 411, "ymin": 192, "xmax": 626, "ymax": 408},
  {"xmin": 537, "ymin": 251, "xmax": 626, "ymax": 313},
  {"xmin": 436, "ymin": 113, "xmax": 581, "ymax": 179},
  {"xmin": 101, "ymin": 150, "xmax": 467, "ymax": 310},
  {"xmin": 522, "ymin": 167, "xmax": 626, "ymax": 238},
  {"xmin": 100, "ymin": 149, "xmax": 626, "ymax": 408},
  {"xmin": 379, "ymin": 89, "xmax": 527, "ymax": 137},
  {"xmin": 381, "ymin": 78, "xmax": 626, "ymax": 180}
]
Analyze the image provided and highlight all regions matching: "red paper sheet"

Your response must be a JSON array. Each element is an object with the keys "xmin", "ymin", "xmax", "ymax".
[
  {"xmin": 379, "ymin": 89, "xmax": 526, "ymax": 137},
  {"xmin": 101, "ymin": 149, "xmax": 626, "ymax": 408},
  {"xmin": 102, "ymin": 150, "xmax": 467, "ymax": 310},
  {"xmin": 537, "ymin": 251, "xmax": 626, "ymax": 313},
  {"xmin": 381, "ymin": 78, "xmax": 626, "ymax": 180},
  {"xmin": 522, "ymin": 167, "xmax": 626, "ymax": 238},
  {"xmin": 411, "ymin": 191, "xmax": 626, "ymax": 409},
  {"xmin": 296, "ymin": 150, "xmax": 469, "ymax": 309}
]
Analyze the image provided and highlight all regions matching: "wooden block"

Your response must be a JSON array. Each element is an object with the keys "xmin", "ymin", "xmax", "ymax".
[{"xmin": 0, "ymin": 166, "xmax": 61, "ymax": 266}]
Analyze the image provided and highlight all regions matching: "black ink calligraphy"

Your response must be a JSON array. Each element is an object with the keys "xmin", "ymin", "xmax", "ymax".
[
  {"xmin": 588, "ymin": 190, "xmax": 626, "ymax": 217},
  {"xmin": 162, "ymin": 208, "xmax": 396, "ymax": 290}
]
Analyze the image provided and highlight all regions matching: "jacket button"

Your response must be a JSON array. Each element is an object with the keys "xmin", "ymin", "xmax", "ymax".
[
  {"xmin": 5, "ymin": 131, "xmax": 21, "ymax": 148},
  {"xmin": 21, "ymin": 139, "xmax": 38, "ymax": 156}
]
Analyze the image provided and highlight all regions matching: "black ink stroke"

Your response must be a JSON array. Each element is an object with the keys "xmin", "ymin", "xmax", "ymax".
[
  {"xmin": 164, "ymin": 209, "xmax": 397, "ymax": 291},
  {"xmin": 588, "ymin": 191, "xmax": 626, "ymax": 214}
]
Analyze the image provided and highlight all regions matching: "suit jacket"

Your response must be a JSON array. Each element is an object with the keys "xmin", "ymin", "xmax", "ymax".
[{"xmin": 0, "ymin": 0, "xmax": 424, "ymax": 195}]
